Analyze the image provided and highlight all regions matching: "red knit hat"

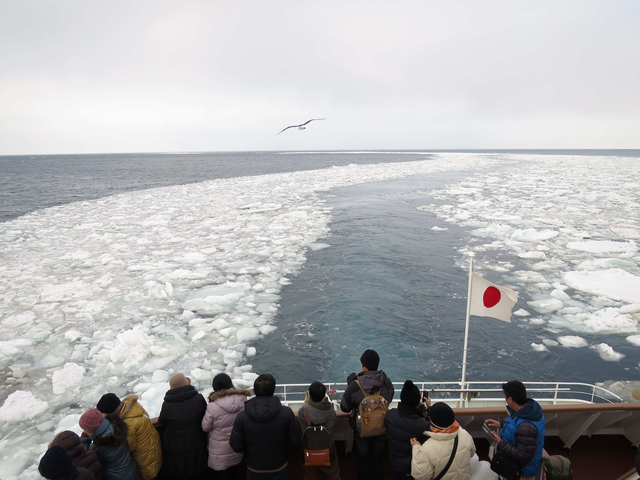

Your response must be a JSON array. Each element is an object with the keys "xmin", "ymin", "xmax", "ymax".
[{"xmin": 79, "ymin": 408, "xmax": 104, "ymax": 434}]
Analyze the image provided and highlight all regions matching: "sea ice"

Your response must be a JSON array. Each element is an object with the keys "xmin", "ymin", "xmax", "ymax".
[
  {"xmin": 0, "ymin": 391, "xmax": 48, "ymax": 422},
  {"xmin": 563, "ymin": 269, "xmax": 640, "ymax": 304},
  {"xmin": 592, "ymin": 343, "xmax": 625, "ymax": 362},
  {"xmin": 557, "ymin": 336, "xmax": 588, "ymax": 348}
]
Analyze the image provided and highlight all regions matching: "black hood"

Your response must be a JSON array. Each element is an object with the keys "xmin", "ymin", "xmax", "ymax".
[
  {"xmin": 164, "ymin": 384, "xmax": 198, "ymax": 402},
  {"xmin": 243, "ymin": 396, "xmax": 283, "ymax": 423}
]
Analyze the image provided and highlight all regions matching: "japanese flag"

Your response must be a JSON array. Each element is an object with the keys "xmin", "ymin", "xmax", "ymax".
[{"xmin": 470, "ymin": 274, "xmax": 518, "ymax": 322}]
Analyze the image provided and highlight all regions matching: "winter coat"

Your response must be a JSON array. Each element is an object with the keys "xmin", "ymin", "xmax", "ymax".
[
  {"xmin": 51, "ymin": 430, "xmax": 102, "ymax": 479},
  {"xmin": 116, "ymin": 394, "xmax": 162, "ymax": 480},
  {"xmin": 229, "ymin": 395, "xmax": 302, "ymax": 472},
  {"xmin": 385, "ymin": 404, "xmax": 430, "ymax": 475},
  {"xmin": 158, "ymin": 384, "xmax": 208, "ymax": 480},
  {"xmin": 298, "ymin": 397, "xmax": 338, "ymax": 462},
  {"xmin": 201, "ymin": 388, "xmax": 251, "ymax": 471},
  {"xmin": 72, "ymin": 467, "xmax": 97, "ymax": 480},
  {"xmin": 498, "ymin": 398, "xmax": 546, "ymax": 477},
  {"xmin": 340, "ymin": 370, "xmax": 395, "ymax": 430},
  {"xmin": 81, "ymin": 416, "xmax": 139, "ymax": 480},
  {"xmin": 411, "ymin": 427, "xmax": 476, "ymax": 480}
]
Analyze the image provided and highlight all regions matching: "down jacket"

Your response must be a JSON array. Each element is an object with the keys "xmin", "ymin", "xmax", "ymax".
[
  {"xmin": 158, "ymin": 384, "xmax": 208, "ymax": 480},
  {"xmin": 411, "ymin": 427, "xmax": 476, "ymax": 480},
  {"xmin": 81, "ymin": 416, "xmax": 139, "ymax": 480},
  {"xmin": 116, "ymin": 394, "xmax": 162, "ymax": 480},
  {"xmin": 498, "ymin": 398, "xmax": 545, "ymax": 477},
  {"xmin": 51, "ymin": 430, "xmax": 102, "ymax": 479},
  {"xmin": 229, "ymin": 395, "xmax": 302, "ymax": 472},
  {"xmin": 385, "ymin": 404, "xmax": 430, "ymax": 475},
  {"xmin": 201, "ymin": 388, "xmax": 251, "ymax": 471}
]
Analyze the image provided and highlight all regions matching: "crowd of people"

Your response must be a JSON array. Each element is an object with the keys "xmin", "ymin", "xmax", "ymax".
[{"xmin": 37, "ymin": 349, "xmax": 547, "ymax": 480}]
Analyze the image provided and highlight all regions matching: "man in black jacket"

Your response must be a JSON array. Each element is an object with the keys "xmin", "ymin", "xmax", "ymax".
[
  {"xmin": 230, "ymin": 373, "xmax": 302, "ymax": 479},
  {"xmin": 340, "ymin": 349, "xmax": 394, "ymax": 480},
  {"xmin": 385, "ymin": 380, "xmax": 430, "ymax": 480}
]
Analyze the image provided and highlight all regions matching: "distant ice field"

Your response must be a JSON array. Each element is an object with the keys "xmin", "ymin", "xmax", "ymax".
[{"xmin": 1, "ymin": 152, "xmax": 640, "ymax": 478}]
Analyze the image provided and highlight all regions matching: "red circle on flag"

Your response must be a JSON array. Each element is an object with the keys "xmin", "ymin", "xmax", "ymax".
[{"xmin": 483, "ymin": 287, "xmax": 501, "ymax": 308}]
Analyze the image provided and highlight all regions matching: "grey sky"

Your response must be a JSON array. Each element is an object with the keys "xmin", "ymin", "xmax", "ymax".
[{"xmin": 1, "ymin": 0, "xmax": 639, "ymax": 154}]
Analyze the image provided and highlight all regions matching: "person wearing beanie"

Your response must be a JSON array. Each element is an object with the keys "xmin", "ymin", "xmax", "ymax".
[
  {"xmin": 202, "ymin": 373, "xmax": 252, "ymax": 479},
  {"xmin": 157, "ymin": 373, "xmax": 208, "ymax": 480},
  {"xmin": 297, "ymin": 381, "xmax": 340, "ymax": 480},
  {"xmin": 485, "ymin": 380, "xmax": 546, "ymax": 480},
  {"xmin": 39, "ymin": 444, "xmax": 96, "ymax": 480},
  {"xmin": 385, "ymin": 380, "xmax": 431, "ymax": 480},
  {"xmin": 410, "ymin": 402, "xmax": 476, "ymax": 480},
  {"xmin": 79, "ymin": 408, "xmax": 139, "ymax": 480},
  {"xmin": 108, "ymin": 394, "xmax": 162, "ymax": 480},
  {"xmin": 340, "ymin": 349, "xmax": 394, "ymax": 480},
  {"xmin": 50, "ymin": 431, "xmax": 102, "ymax": 479},
  {"xmin": 97, "ymin": 393, "xmax": 121, "ymax": 415}
]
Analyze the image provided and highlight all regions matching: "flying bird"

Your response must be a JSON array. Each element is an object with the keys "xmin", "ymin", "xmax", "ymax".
[{"xmin": 277, "ymin": 118, "xmax": 326, "ymax": 135}]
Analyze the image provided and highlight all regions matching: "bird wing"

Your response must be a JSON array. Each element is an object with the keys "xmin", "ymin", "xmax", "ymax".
[
  {"xmin": 301, "ymin": 118, "xmax": 326, "ymax": 126},
  {"xmin": 277, "ymin": 125, "xmax": 297, "ymax": 135}
]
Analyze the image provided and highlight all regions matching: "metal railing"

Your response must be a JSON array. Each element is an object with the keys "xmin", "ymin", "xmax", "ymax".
[{"xmin": 271, "ymin": 381, "xmax": 625, "ymax": 408}]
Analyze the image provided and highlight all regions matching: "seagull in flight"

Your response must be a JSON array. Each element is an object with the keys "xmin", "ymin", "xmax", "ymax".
[{"xmin": 277, "ymin": 118, "xmax": 326, "ymax": 135}]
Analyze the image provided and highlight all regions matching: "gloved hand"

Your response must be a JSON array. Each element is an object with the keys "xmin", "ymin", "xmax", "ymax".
[{"xmin": 347, "ymin": 372, "xmax": 357, "ymax": 385}]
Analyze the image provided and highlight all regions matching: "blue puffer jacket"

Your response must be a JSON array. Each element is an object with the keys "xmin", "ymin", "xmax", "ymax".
[
  {"xmin": 498, "ymin": 399, "xmax": 545, "ymax": 477},
  {"xmin": 82, "ymin": 416, "xmax": 139, "ymax": 480}
]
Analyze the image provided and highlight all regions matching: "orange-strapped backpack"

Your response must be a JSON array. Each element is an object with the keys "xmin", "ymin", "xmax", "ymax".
[
  {"xmin": 301, "ymin": 410, "xmax": 334, "ymax": 466},
  {"xmin": 355, "ymin": 380, "xmax": 389, "ymax": 437}
]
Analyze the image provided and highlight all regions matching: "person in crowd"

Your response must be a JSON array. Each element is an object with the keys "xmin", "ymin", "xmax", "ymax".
[
  {"xmin": 39, "ymin": 444, "xmax": 96, "ymax": 480},
  {"xmin": 97, "ymin": 393, "xmax": 162, "ymax": 480},
  {"xmin": 79, "ymin": 408, "xmax": 139, "ymax": 480},
  {"xmin": 156, "ymin": 373, "xmax": 209, "ymax": 480},
  {"xmin": 410, "ymin": 402, "xmax": 476, "ymax": 480},
  {"xmin": 201, "ymin": 373, "xmax": 252, "ymax": 480},
  {"xmin": 297, "ymin": 381, "xmax": 340, "ymax": 480},
  {"xmin": 230, "ymin": 373, "xmax": 302, "ymax": 479},
  {"xmin": 485, "ymin": 380, "xmax": 546, "ymax": 480},
  {"xmin": 385, "ymin": 380, "xmax": 431, "ymax": 480},
  {"xmin": 340, "ymin": 349, "xmax": 395, "ymax": 480},
  {"xmin": 50, "ymin": 430, "xmax": 102, "ymax": 479}
]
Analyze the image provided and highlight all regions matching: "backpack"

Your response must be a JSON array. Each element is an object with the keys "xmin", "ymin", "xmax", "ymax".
[
  {"xmin": 355, "ymin": 380, "xmax": 389, "ymax": 437},
  {"xmin": 301, "ymin": 410, "xmax": 334, "ymax": 466}
]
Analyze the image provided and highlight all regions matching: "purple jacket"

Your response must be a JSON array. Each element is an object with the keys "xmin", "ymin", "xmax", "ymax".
[{"xmin": 201, "ymin": 388, "xmax": 251, "ymax": 471}]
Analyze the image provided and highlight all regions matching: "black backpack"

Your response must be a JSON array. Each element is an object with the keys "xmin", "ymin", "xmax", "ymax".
[{"xmin": 301, "ymin": 409, "xmax": 335, "ymax": 467}]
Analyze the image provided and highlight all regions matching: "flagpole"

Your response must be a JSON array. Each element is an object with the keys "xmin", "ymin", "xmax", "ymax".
[{"xmin": 460, "ymin": 254, "xmax": 474, "ymax": 407}]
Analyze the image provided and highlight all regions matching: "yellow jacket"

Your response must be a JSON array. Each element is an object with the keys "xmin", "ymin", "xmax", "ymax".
[{"xmin": 119, "ymin": 394, "xmax": 162, "ymax": 480}]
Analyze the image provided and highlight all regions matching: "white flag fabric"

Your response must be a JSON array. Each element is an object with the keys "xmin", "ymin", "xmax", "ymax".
[{"xmin": 469, "ymin": 274, "xmax": 518, "ymax": 322}]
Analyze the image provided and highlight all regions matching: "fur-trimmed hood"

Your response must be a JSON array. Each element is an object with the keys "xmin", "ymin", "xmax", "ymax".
[
  {"xmin": 208, "ymin": 388, "xmax": 251, "ymax": 403},
  {"xmin": 93, "ymin": 414, "xmax": 129, "ymax": 447},
  {"xmin": 119, "ymin": 393, "xmax": 150, "ymax": 420}
]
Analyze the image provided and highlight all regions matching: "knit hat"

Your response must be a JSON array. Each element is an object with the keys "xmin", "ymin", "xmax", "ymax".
[
  {"xmin": 429, "ymin": 402, "xmax": 455, "ymax": 430},
  {"xmin": 39, "ymin": 445, "xmax": 76, "ymax": 480},
  {"xmin": 169, "ymin": 373, "xmax": 190, "ymax": 389},
  {"xmin": 97, "ymin": 393, "xmax": 121, "ymax": 414},
  {"xmin": 360, "ymin": 349, "xmax": 380, "ymax": 371},
  {"xmin": 400, "ymin": 380, "xmax": 421, "ymax": 407},
  {"xmin": 79, "ymin": 408, "xmax": 104, "ymax": 434}
]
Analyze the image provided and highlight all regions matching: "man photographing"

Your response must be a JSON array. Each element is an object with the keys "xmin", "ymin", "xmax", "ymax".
[{"xmin": 485, "ymin": 380, "xmax": 545, "ymax": 480}]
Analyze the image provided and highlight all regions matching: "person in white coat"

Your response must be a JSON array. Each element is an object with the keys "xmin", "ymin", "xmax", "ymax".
[
  {"xmin": 410, "ymin": 402, "xmax": 476, "ymax": 480},
  {"xmin": 201, "ymin": 373, "xmax": 251, "ymax": 480}
]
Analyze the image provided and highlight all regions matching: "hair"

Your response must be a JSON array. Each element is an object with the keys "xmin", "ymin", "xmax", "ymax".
[
  {"xmin": 360, "ymin": 349, "xmax": 380, "ymax": 371},
  {"xmin": 502, "ymin": 380, "xmax": 527, "ymax": 405},
  {"xmin": 212, "ymin": 373, "xmax": 234, "ymax": 392},
  {"xmin": 254, "ymin": 373, "xmax": 276, "ymax": 397},
  {"xmin": 309, "ymin": 381, "xmax": 327, "ymax": 403}
]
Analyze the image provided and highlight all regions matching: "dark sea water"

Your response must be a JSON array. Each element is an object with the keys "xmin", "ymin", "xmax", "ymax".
[{"xmin": 2, "ymin": 150, "xmax": 640, "ymax": 388}]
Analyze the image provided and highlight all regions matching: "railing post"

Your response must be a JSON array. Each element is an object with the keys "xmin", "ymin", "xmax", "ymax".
[{"xmin": 553, "ymin": 383, "xmax": 559, "ymax": 405}]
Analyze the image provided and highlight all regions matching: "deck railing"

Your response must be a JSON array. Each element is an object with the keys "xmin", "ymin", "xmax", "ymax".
[{"xmin": 272, "ymin": 381, "xmax": 625, "ymax": 408}]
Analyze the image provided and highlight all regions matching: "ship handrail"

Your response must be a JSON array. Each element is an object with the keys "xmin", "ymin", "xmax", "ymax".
[{"xmin": 270, "ymin": 381, "xmax": 625, "ymax": 407}]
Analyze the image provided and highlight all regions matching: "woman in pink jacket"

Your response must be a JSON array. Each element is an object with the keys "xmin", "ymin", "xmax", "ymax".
[{"xmin": 201, "ymin": 373, "xmax": 251, "ymax": 480}]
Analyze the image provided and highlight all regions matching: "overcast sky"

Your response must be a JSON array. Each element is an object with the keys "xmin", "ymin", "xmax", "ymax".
[{"xmin": 1, "ymin": 0, "xmax": 639, "ymax": 154}]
